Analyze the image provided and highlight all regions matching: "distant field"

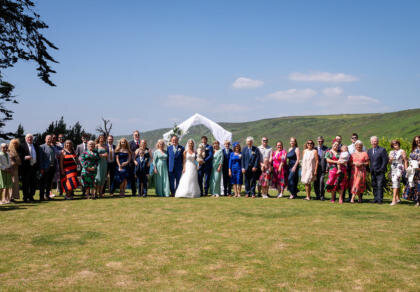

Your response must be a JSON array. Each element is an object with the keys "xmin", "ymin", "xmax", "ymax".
[
  {"xmin": 116, "ymin": 108, "xmax": 420, "ymax": 146},
  {"xmin": 0, "ymin": 189, "xmax": 419, "ymax": 290}
]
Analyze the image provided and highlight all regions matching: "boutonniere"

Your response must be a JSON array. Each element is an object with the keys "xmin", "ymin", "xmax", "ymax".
[
  {"xmin": 145, "ymin": 150, "xmax": 149, "ymax": 154},
  {"xmin": 238, "ymin": 154, "xmax": 242, "ymax": 158},
  {"xmin": 252, "ymin": 151, "xmax": 255, "ymax": 155},
  {"xmin": 177, "ymin": 148, "xmax": 181, "ymax": 152}
]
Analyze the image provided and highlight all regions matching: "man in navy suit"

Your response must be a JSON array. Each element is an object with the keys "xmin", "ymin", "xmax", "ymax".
[
  {"xmin": 222, "ymin": 140, "xmax": 233, "ymax": 196},
  {"xmin": 368, "ymin": 136, "xmax": 389, "ymax": 204},
  {"xmin": 128, "ymin": 130, "xmax": 141, "ymax": 196},
  {"xmin": 105, "ymin": 135, "xmax": 116, "ymax": 195},
  {"xmin": 167, "ymin": 135, "xmax": 185, "ymax": 196},
  {"xmin": 241, "ymin": 136, "xmax": 260, "ymax": 198},
  {"xmin": 197, "ymin": 136, "xmax": 213, "ymax": 196}
]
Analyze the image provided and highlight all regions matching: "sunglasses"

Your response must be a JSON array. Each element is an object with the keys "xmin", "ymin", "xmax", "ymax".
[
  {"xmin": 262, "ymin": 140, "xmax": 268, "ymax": 142},
  {"xmin": 351, "ymin": 137, "xmax": 357, "ymax": 140}
]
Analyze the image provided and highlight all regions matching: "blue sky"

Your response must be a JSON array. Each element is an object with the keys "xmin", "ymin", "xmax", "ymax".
[{"xmin": 3, "ymin": 0, "xmax": 420, "ymax": 135}]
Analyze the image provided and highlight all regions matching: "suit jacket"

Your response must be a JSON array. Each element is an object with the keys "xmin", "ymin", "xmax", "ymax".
[
  {"xmin": 135, "ymin": 156, "xmax": 149, "ymax": 174},
  {"xmin": 316, "ymin": 145, "xmax": 329, "ymax": 172},
  {"xmin": 39, "ymin": 143, "xmax": 57, "ymax": 170},
  {"xmin": 222, "ymin": 148, "xmax": 233, "ymax": 171},
  {"xmin": 198, "ymin": 144, "xmax": 213, "ymax": 170},
  {"xmin": 368, "ymin": 146, "xmax": 388, "ymax": 173},
  {"xmin": 19, "ymin": 142, "xmax": 40, "ymax": 171},
  {"xmin": 167, "ymin": 144, "xmax": 184, "ymax": 173},
  {"xmin": 241, "ymin": 146, "xmax": 260, "ymax": 171},
  {"xmin": 76, "ymin": 143, "xmax": 87, "ymax": 158}
]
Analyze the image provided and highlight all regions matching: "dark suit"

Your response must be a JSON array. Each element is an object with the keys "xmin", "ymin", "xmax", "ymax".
[
  {"xmin": 135, "ymin": 155, "xmax": 149, "ymax": 196},
  {"xmin": 128, "ymin": 140, "xmax": 140, "ymax": 195},
  {"xmin": 167, "ymin": 144, "xmax": 185, "ymax": 195},
  {"xmin": 38, "ymin": 143, "xmax": 57, "ymax": 200},
  {"xmin": 368, "ymin": 146, "xmax": 389, "ymax": 203},
  {"xmin": 314, "ymin": 145, "xmax": 329, "ymax": 200},
  {"xmin": 198, "ymin": 144, "xmax": 213, "ymax": 196},
  {"xmin": 106, "ymin": 144, "xmax": 116, "ymax": 194},
  {"xmin": 241, "ymin": 146, "xmax": 260, "ymax": 196},
  {"xmin": 19, "ymin": 143, "xmax": 40, "ymax": 202},
  {"xmin": 222, "ymin": 147, "xmax": 233, "ymax": 195}
]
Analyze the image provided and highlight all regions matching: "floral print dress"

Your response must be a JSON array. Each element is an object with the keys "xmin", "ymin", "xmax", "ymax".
[{"xmin": 81, "ymin": 150, "xmax": 99, "ymax": 188}]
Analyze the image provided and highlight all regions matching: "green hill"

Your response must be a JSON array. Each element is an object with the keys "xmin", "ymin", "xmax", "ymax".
[{"xmin": 116, "ymin": 109, "xmax": 420, "ymax": 147}]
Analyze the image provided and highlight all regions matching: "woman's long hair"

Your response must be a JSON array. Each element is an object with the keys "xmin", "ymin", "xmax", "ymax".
[
  {"xmin": 116, "ymin": 138, "xmax": 132, "ymax": 155},
  {"xmin": 8, "ymin": 139, "xmax": 21, "ymax": 164}
]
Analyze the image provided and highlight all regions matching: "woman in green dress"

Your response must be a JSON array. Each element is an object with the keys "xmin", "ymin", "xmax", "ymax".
[
  {"xmin": 95, "ymin": 135, "xmax": 108, "ymax": 197},
  {"xmin": 81, "ymin": 141, "xmax": 100, "ymax": 199},
  {"xmin": 153, "ymin": 139, "xmax": 170, "ymax": 197},
  {"xmin": 0, "ymin": 143, "xmax": 12, "ymax": 204},
  {"xmin": 209, "ymin": 140, "xmax": 223, "ymax": 197}
]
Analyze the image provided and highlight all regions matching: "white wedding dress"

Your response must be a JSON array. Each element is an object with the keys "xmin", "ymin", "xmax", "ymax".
[{"xmin": 175, "ymin": 152, "xmax": 201, "ymax": 198}]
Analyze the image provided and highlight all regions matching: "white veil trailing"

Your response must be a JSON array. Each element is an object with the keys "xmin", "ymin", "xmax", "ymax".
[{"xmin": 163, "ymin": 113, "xmax": 232, "ymax": 144}]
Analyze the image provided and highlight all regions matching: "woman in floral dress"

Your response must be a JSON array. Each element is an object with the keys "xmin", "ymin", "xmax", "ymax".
[
  {"xmin": 388, "ymin": 140, "xmax": 408, "ymax": 206},
  {"xmin": 81, "ymin": 140, "xmax": 100, "ymax": 199},
  {"xmin": 272, "ymin": 141, "xmax": 288, "ymax": 198},
  {"xmin": 404, "ymin": 136, "xmax": 420, "ymax": 207},
  {"xmin": 325, "ymin": 140, "xmax": 348, "ymax": 204},
  {"xmin": 349, "ymin": 140, "xmax": 369, "ymax": 203}
]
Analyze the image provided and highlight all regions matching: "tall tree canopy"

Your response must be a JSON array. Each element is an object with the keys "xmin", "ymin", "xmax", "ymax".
[{"xmin": 0, "ymin": 0, "xmax": 58, "ymax": 139}]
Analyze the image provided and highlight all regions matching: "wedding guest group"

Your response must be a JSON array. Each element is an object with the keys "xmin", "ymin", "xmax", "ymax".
[{"xmin": 0, "ymin": 130, "xmax": 419, "ymax": 207}]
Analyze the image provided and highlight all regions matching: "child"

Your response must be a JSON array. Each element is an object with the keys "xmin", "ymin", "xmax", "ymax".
[
  {"xmin": 134, "ymin": 148, "xmax": 149, "ymax": 197},
  {"xmin": 337, "ymin": 145, "xmax": 350, "ymax": 174},
  {"xmin": 259, "ymin": 158, "xmax": 272, "ymax": 199}
]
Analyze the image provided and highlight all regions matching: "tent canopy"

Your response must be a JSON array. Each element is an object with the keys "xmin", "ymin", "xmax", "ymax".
[{"xmin": 163, "ymin": 113, "xmax": 232, "ymax": 144}]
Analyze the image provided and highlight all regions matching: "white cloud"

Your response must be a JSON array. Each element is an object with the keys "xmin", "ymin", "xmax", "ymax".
[
  {"xmin": 232, "ymin": 77, "xmax": 264, "ymax": 89},
  {"xmin": 289, "ymin": 72, "xmax": 358, "ymax": 82},
  {"xmin": 322, "ymin": 87, "xmax": 344, "ymax": 97},
  {"xmin": 265, "ymin": 88, "xmax": 317, "ymax": 102},
  {"xmin": 347, "ymin": 95, "xmax": 380, "ymax": 104}
]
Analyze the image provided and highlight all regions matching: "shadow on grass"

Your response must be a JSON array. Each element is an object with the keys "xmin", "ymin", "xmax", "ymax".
[{"xmin": 31, "ymin": 231, "xmax": 105, "ymax": 246}]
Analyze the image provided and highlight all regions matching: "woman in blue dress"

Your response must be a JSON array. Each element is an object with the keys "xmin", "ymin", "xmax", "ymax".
[
  {"xmin": 287, "ymin": 137, "xmax": 301, "ymax": 199},
  {"xmin": 229, "ymin": 142, "xmax": 243, "ymax": 197},
  {"xmin": 115, "ymin": 138, "xmax": 132, "ymax": 196}
]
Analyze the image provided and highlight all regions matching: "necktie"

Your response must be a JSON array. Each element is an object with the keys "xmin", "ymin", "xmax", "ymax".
[
  {"xmin": 109, "ymin": 145, "xmax": 113, "ymax": 161},
  {"xmin": 84, "ymin": 143, "xmax": 86, "ymax": 151},
  {"xmin": 173, "ymin": 146, "xmax": 176, "ymax": 154}
]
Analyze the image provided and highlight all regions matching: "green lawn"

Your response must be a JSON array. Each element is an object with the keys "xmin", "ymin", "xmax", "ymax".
[{"xmin": 0, "ymin": 190, "xmax": 419, "ymax": 291}]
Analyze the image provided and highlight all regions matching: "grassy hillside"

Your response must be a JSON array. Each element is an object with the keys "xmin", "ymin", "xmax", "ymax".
[{"xmin": 117, "ymin": 109, "xmax": 420, "ymax": 147}]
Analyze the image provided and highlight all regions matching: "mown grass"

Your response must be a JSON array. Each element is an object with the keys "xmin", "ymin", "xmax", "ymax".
[{"xmin": 0, "ymin": 189, "xmax": 419, "ymax": 291}]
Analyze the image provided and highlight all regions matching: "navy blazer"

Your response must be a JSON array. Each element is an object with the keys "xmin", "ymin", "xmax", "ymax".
[
  {"xmin": 135, "ymin": 156, "xmax": 149, "ymax": 174},
  {"xmin": 19, "ymin": 142, "xmax": 40, "ymax": 171},
  {"xmin": 368, "ymin": 146, "xmax": 388, "ymax": 173},
  {"xmin": 241, "ymin": 146, "xmax": 260, "ymax": 171},
  {"xmin": 198, "ymin": 144, "xmax": 213, "ymax": 170},
  {"xmin": 167, "ymin": 144, "xmax": 185, "ymax": 173},
  {"xmin": 222, "ymin": 148, "xmax": 233, "ymax": 171}
]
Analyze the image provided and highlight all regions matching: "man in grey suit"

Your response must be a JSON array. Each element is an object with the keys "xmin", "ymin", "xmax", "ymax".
[
  {"xmin": 76, "ymin": 134, "xmax": 89, "ymax": 158},
  {"xmin": 313, "ymin": 136, "xmax": 329, "ymax": 201},
  {"xmin": 39, "ymin": 135, "xmax": 57, "ymax": 201}
]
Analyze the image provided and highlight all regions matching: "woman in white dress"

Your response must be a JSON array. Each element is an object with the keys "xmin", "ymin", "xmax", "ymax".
[
  {"xmin": 175, "ymin": 139, "xmax": 201, "ymax": 198},
  {"xmin": 300, "ymin": 140, "xmax": 318, "ymax": 201},
  {"xmin": 389, "ymin": 140, "xmax": 407, "ymax": 205}
]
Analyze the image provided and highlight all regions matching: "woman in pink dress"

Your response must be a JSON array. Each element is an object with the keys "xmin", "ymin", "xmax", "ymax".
[
  {"xmin": 325, "ymin": 140, "xmax": 348, "ymax": 204},
  {"xmin": 272, "ymin": 141, "xmax": 288, "ymax": 198},
  {"xmin": 349, "ymin": 140, "xmax": 369, "ymax": 203}
]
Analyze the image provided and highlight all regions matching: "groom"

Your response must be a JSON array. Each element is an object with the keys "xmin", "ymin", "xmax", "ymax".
[
  {"xmin": 167, "ymin": 135, "xmax": 185, "ymax": 196},
  {"xmin": 197, "ymin": 136, "xmax": 213, "ymax": 196}
]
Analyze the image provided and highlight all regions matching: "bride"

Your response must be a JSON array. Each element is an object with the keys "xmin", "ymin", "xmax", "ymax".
[{"xmin": 175, "ymin": 139, "xmax": 201, "ymax": 198}]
